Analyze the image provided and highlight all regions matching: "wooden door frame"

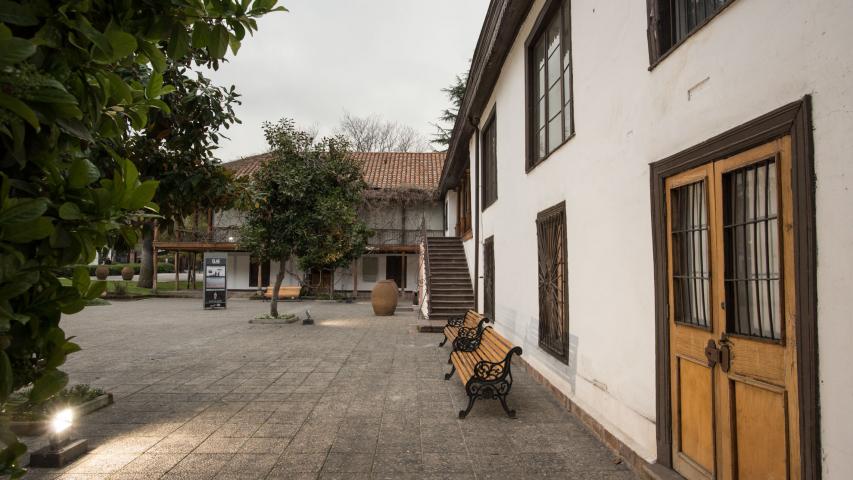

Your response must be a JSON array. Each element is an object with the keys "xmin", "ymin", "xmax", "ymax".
[{"xmin": 649, "ymin": 97, "xmax": 819, "ymax": 479}]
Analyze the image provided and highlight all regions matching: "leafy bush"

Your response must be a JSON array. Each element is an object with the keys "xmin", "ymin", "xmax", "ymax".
[
  {"xmin": 0, "ymin": 0, "xmax": 284, "ymax": 475},
  {"xmin": 1, "ymin": 384, "xmax": 106, "ymax": 422},
  {"xmin": 56, "ymin": 263, "xmax": 175, "ymax": 278}
]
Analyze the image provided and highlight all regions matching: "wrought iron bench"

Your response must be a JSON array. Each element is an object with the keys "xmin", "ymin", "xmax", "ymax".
[
  {"xmin": 438, "ymin": 310, "xmax": 489, "ymax": 347},
  {"xmin": 444, "ymin": 326, "xmax": 523, "ymax": 419}
]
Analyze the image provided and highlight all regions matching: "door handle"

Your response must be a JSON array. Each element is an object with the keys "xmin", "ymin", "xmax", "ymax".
[{"xmin": 704, "ymin": 339, "xmax": 732, "ymax": 372}]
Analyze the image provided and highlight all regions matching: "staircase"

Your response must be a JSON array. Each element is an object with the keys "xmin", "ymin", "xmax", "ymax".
[{"xmin": 425, "ymin": 237, "xmax": 474, "ymax": 324}]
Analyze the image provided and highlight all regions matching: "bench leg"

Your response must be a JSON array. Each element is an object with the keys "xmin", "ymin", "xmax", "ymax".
[
  {"xmin": 444, "ymin": 364, "xmax": 456, "ymax": 380},
  {"xmin": 499, "ymin": 395, "xmax": 517, "ymax": 419},
  {"xmin": 459, "ymin": 395, "xmax": 477, "ymax": 419},
  {"xmin": 438, "ymin": 334, "xmax": 448, "ymax": 347}
]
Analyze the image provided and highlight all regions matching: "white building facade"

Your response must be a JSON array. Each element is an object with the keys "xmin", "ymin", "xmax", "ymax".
[{"xmin": 440, "ymin": 1, "xmax": 852, "ymax": 479}]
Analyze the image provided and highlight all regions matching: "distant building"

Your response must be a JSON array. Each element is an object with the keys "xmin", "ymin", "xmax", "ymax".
[{"xmin": 155, "ymin": 151, "xmax": 445, "ymax": 296}]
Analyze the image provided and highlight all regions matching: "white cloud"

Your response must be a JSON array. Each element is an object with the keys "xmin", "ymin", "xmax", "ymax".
[{"xmin": 205, "ymin": 0, "xmax": 488, "ymax": 162}]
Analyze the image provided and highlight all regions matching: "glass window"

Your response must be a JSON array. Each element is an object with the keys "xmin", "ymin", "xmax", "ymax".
[{"xmin": 529, "ymin": 0, "xmax": 573, "ymax": 168}]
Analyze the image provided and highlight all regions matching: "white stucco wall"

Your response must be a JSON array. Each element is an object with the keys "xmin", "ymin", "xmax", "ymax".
[
  {"xmin": 460, "ymin": 0, "xmax": 853, "ymax": 473},
  {"xmin": 444, "ymin": 190, "xmax": 459, "ymax": 237}
]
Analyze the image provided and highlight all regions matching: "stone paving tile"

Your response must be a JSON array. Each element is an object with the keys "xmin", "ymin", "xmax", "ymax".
[{"xmin": 22, "ymin": 299, "xmax": 636, "ymax": 480}]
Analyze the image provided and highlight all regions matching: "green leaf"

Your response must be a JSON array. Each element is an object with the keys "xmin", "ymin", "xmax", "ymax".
[
  {"xmin": 0, "ymin": 198, "xmax": 47, "ymax": 224},
  {"xmin": 105, "ymin": 72, "xmax": 132, "ymax": 103},
  {"xmin": 146, "ymin": 72, "xmax": 163, "ymax": 98},
  {"xmin": 0, "ymin": 0, "xmax": 37, "ymax": 26},
  {"xmin": 75, "ymin": 17, "xmax": 113, "ymax": 59},
  {"xmin": 28, "ymin": 84, "xmax": 77, "ymax": 104},
  {"xmin": 251, "ymin": 0, "xmax": 278, "ymax": 13},
  {"xmin": 0, "ymin": 352, "xmax": 12, "ymax": 403},
  {"xmin": 167, "ymin": 24, "xmax": 189, "ymax": 59},
  {"xmin": 56, "ymin": 118, "xmax": 94, "ymax": 142},
  {"xmin": 122, "ymin": 157, "xmax": 139, "ymax": 189},
  {"xmin": 191, "ymin": 21, "xmax": 210, "ymax": 48},
  {"xmin": 105, "ymin": 26, "xmax": 137, "ymax": 60},
  {"xmin": 140, "ymin": 41, "xmax": 165, "ymax": 72},
  {"xmin": 128, "ymin": 180, "xmax": 158, "ymax": 209},
  {"xmin": 72, "ymin": 265, "xmax": 90, "ymax": 294},
  {"xmin": 0, "ymin": 37, "xmax": 36, "ymax": 66},
  {"xmin": 3, "ymin": 217, "xmax": 53, "ymax": 243},
  {"xmin": 68, "ymin": 157, "xmax": 100, "ymax": 188},
  {"xmin": 208, "ymin": 24, "xmax": 229, "ymax": 59},
  {"xmin": 0, "ymin": 91, "xmax": 39, "ymax": 130},
  {"xmin": 85, "ymin": 280, "xmax": 106, "ymax": 300},
  {"xmin": 28, "ymin": 369, "xmax": 69, "ymax": 403},
  {"xmin": 58, "ymin": 202, "xmax": 82, "ymax": 220}
]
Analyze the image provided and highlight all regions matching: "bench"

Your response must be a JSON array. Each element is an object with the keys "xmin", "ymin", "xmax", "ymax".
[
  {"xmin": 262, "ymin": 285, "xmax": 301, "ymax": 300},
  {"xmin": 444, "ymin": 326, "xmax": 523, "ymax": 419},
  {"xmin": 438, "ymin": 310, "xmax": 490, "ymax": 347}
]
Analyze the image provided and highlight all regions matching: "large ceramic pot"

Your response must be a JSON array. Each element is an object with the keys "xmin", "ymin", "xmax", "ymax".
[
  {"xmin": 95, "ymin": 265, "xmax": 110, "ymax": 280},
  {"xmin": 120, "ymin": 266, "xmax": 134, "ymax": 281},
  {"xmin": 371, "ymin": 280, "xmax": 398, "ymax": 316}
]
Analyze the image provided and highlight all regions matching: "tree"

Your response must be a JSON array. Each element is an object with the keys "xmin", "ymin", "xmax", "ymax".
[
  {"xmin": 336, "ymin": 112, "xmax": 428, "ymax": 152},
  {"xmin": 123, "ymin": 67, "xmax": 242, "ymax": 288},
  {"xmin": 431, "ymin": 72, "xmax": 468, "ymax": 148},
  {"xmin": 240, "ymin": 119, "xmax": 370, "ymax": 317},
  {"xmin": 0, "ymin": 0, "xmax": 283, "ymax": 475}
]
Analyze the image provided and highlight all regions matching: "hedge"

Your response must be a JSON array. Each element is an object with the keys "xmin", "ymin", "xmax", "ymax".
[{"xmin": 57, "ymin": 263, "xmax": 175, "ymax": 278}]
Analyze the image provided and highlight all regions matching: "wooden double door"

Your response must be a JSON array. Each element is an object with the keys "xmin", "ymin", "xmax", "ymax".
[{"xmin": 666, "ymin": 137, "xmax": 800, "ymax": 479}]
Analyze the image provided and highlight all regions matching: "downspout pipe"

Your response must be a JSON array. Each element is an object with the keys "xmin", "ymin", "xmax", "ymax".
[{"xmin": 468, "ymin": 115, "xmax": 481, "ymax": 312}]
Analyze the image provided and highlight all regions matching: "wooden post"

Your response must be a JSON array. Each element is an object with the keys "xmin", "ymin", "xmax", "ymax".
[
  {"xmin": 174, "ymin": 251, "xmax": 180, "ymax": 290},
  {"xmin": 152, "ymin": 224, "xmax": 159, "ymax": 291}
]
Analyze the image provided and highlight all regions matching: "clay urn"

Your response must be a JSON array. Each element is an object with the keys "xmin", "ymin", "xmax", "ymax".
[
  {"xmin": 95, "ymin": 265, "xmax": 110, "ymax": 280},
  {"xmin": 120, "ymin": 266, "xmax": 135, "ymax": 281},
  {"xmin": 371, "ymin": 279, "xmax": 398, "ymax": 316}
]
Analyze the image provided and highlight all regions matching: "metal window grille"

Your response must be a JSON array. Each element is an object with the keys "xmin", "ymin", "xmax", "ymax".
[
  {"xmin": 670, "ymin": 180, "xmax": 711, "ymax": 328},
  {"xmin": 537, "ymin": 202, "xmax": 569, "ymax": 363},
  {"xmin": 723, "ymin": 159, "xmax": 782, "ymax": 341}
]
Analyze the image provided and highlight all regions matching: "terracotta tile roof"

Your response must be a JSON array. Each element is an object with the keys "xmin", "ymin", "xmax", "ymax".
[{"xmin": 224, "ymin": 151, "xmax": 446, "ymax": 192}]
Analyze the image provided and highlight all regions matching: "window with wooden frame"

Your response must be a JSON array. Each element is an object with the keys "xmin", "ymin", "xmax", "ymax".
[
  {"xmin": 526, "ymin": 0, "xmax": 573, "ymax": 170},
  {"xmin": 647, "ymin": 0, "xmax": 734, "ymax": 65},
  {"xmin": 484, "ymin": 236, "xmax": 495, "ymax": 320},
  {"xmin": 456, "ymin": 168, "xmax": 472, "ymax": 237},
  {"xmin": 536, "ymin": 202, "xmax": 569, "ymax": 363},
  {"xmin": 481, "ymin": 113, "xmax": 498, "ymax": 209}
]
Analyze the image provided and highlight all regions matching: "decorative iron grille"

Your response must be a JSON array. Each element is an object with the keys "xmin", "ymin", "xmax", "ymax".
[
  {"xmin": 484, "ymin": 236, "xmax": 495, "ymax": 320},
  {"xmin": 536, "ymin": 202, "xmax": 569, "ymax": 363},
  {"xmin": 723, "ymin": 158, "xmax": 782, "ymax": 341}
]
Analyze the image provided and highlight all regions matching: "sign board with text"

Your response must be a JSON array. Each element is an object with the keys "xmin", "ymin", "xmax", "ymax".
[{"xmin": 203, "ymin": 254, "xmax": 227, "ymax": 309}]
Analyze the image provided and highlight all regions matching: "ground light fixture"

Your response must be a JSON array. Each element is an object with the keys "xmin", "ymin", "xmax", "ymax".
[{"xmin": 28, "ymin": 407, "xmax": 89, "ymax": 468}]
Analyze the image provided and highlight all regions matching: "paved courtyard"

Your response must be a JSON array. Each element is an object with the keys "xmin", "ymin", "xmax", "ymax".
[{"xmin": 25, "ymin": 298, "xmax": 636, "ymax": 479}]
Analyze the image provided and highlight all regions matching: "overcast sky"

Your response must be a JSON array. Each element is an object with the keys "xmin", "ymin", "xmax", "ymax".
[{"xmin": 205, "ymin": 0, "xmax": 489, "ymax": 163}]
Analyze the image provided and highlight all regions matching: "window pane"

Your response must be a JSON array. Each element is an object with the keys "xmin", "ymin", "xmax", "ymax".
[
  {"xmin": 563, "ymin": 102, "xmax": 572, "ymax": 138},
  {"xmin": 723, "ymin": 159, "xmax": 781, "ymax": 341},
  {"xmin": 548, "ymin": 50, "xmax": 561, "ymax": 87},
  {"xmin": 547, "ymin": 16, "xmax": 561, "ymax": 55},
  {"xmin": 670, "ymin": 181, "xmax": 711, "ymax": 328},
  {"xmin": 537, "ymin": 66, "xmax": 546, "ymax": 101},
  {"xmin": 548, "ymin": 83, "xmax": 562, "ymax": 122},
  {"xmin": 548, "ymin": 115, "xmax": 561, "ymax": 152},
  {"xmin": 563, "ymin": 64, "xmax": 571, "ymax": 108},
  {"xmin": 562, "ymin": 4, "xmax": 571, "ymax": 70},
  {"xmin": 537, "ymin": 98, "xmax": 545, "ymax": 131},
  {"xmin": 537, "ymin": 127, "xmax": 546, "ymax": 160}
]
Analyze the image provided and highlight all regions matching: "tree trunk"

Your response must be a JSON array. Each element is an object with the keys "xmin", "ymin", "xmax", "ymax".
[
  {"xmin": 270, "ymin": 257, "xmax": 286, "ymax": 318},
  {"xmin": 138, "ymin": 222, "xmax": 155, "ymax": 288}
]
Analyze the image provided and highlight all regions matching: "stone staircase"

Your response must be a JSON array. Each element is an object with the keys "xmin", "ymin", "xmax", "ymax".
[{"xmin": 425, "ymin": 237, "xmax": 474, "ymax": 323}]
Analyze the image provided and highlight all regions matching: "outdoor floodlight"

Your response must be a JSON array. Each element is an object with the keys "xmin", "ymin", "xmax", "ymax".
[{"xmin": 29, "ymin": 407, "xmax": 89, "ymax": 468}]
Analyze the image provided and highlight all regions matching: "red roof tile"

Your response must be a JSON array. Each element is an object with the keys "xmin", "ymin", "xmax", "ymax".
[{"xmin": 224, "ymin": 151, "xmax": 446, "ymax": 192}]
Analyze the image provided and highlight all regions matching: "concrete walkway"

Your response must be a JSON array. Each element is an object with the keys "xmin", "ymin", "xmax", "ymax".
[{"xmin": 25, "ymin": 299, "xmax": 636, "ymax": 479}]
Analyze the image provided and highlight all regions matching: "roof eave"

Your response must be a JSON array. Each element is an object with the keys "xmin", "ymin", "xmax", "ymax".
[{"xmin": 438, "ymin": 0, "xmax": 533, "ymax": 195}]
